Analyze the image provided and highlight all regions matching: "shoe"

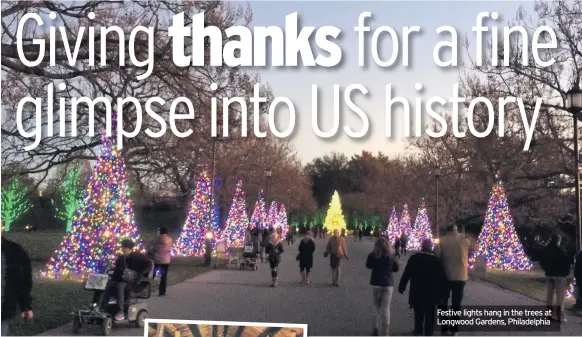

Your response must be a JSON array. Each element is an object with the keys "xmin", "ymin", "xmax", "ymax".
[
  {"xmin": 334, "ymin": 283, "xmax": 339, "ymax": 287},
  {"xmin": 114, "ymin": 313, "xmax": 125, "ymax": 321},
  {"xmin": 159, "ymin": 293, "xmax": 166, "ymax": 297},
  {"xmin": 559, "ymin": 317, "xmax": 567, "ymax": 323},
  {"xmin": 372, "ymin": 328, "xmax": 379, "ymax": 336}
]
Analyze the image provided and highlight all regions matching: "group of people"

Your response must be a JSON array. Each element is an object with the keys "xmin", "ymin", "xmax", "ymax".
[{"xmin": 0, "ymin": 226, "xmax": 174, "ymax": 334}]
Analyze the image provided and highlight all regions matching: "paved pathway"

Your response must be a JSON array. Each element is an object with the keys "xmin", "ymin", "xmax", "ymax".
[{"xmin": 43, "ymin": 237, "xmax": 582, "ymax": 336}]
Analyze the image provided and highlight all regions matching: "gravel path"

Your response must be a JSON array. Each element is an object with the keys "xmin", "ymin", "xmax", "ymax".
[{"xmin": 42, "ymin": 236, "xmax": 582, "ymax": 336}]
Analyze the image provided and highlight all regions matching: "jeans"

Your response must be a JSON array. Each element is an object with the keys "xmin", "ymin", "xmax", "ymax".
[
  {"xmin": 1, "ymin": 320, "xmax": 9, "ymax": 336},
  {"xmin": 330, "ymin": 255, "xmax": 342, "ymax": 284},
  {"xmin": 546, "ymin": 276, "xmax": 566, "ymax": 318},
  {"xmin": 155, "ymin": 264, "xmax": 169, "ymax": 295},
  {"xmin": 441, "ymin": 280, "xmax": 466, "ymax": 333},
  {"xmin": 414, "ymin": 304, "xmax": 436, "ymax": 336},
  {"xmin": 100, "ymin": 280, "xmax": 127, "ymax": 314},
  {"xmin": 373, "ymin": 286, "xmax": 394, "ymax": 328}
]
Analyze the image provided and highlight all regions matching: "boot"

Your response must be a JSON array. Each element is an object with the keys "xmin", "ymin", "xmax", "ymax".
[
  {"xmin": 271, "ymin": 277, "xmax": 278, "ymax": 287},
  {"xmin": 382, "ymin": 325, "xmax": 390, "ymax": 336},
  {"xmin": 300, "ymin": 272, "xmax": 306, "ymax": 284},
  {"xmin": 306, "ymin": 273, "xmax": 311, "ymax": 285}
]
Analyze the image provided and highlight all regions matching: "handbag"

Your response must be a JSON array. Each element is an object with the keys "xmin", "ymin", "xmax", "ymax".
[
  {"xmin": 296, "ymin": 253, "xmax": 300, "ymax": 261},
  {"xmin": 121, "ymin": 257, "xmax": 138, "ymax": 283}
]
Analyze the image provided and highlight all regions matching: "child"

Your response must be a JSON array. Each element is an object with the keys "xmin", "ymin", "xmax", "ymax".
[{"xmin": 398, "ymin": 239, "xmax": 445, "ymax": 336}]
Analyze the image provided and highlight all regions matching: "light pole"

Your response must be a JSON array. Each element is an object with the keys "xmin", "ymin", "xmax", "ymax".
[
  {"xmin": 567, "ymin": 83, "xmax": 582, "ymax": 253},
  {"xmin": 436, "ymin": 173, "xmax": 440, "ymax": 240},
  {"xmin": 265, "ymin": 169, "xmax": 272, "ymax": 207}
]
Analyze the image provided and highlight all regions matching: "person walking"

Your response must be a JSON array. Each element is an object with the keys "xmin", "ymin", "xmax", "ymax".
[
  {"xmin": 298, "ymin": 231, "xmax": 316, "ymax": 284},
  {"xmin": 358, "ymin": 223, "xmax": 364, "ymax": 242},
  {"xmin": 265, "ymin": 232, "xmax": 284, "ymax": 287},
  {"xmin": 366, "ymin": 237, "xmax": 399, "ymax": 336},
  {"xmin": 539, "ymin": 234, "xmax": 571, "ymax": 322},
  {"xmin": 1, "ymin": 235, "xmax": 34, "ymax": 336},
  {"xmin": 437, "ymin": 224, "xmax": 478, "ymax": 336},
  {"xmin": 287, "ymin": 230, "xmax": 295, "ymax": 245},
  {"xmin": 398, "ymin": 239, "xmax": 445, "ymax": 336},
  {"xmin": 148, "ymin": 226, "xmax": 172, "ymax": 296},
  {"xmin": 324, "ymin": 228, "xmax": 348, "ymax": 286},
  {"xmin": 393, "ymin": 238, "xmax": 401, "ymax": 259},
  {"xmin": 400, "ymin": 232, "xmax": 408, "ymax": 256}
]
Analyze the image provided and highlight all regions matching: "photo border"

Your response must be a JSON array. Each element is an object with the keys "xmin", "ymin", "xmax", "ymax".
[{"xmin": 144, "ymin": 319, "xmax": 308, "ymax": 337}]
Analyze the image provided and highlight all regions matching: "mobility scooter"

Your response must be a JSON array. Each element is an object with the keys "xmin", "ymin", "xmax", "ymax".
[{"xmin": 71, "ymin": 263, "xmax": 153, "ymax": 335}]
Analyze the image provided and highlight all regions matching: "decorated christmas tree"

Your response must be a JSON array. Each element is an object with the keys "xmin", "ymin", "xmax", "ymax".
[
  {"xmin": 221, "ymin": 179, "xmax": 249, "ymax": 248},
  {"xmin": 469, "ymin": 179, "xmax": 532, "ymax": 271},
  {"xmin": 323, "ymin": 191, "xmax": 347, "ymax": 231},
  {"xmin": 412, "ymin": 198, "xmax": 433, "ymax": 249},
  {"xmin": 42, "ymin": 135, "xmax": 143, "ymax": 279},
  {"xmin": 386, "ymin": 206, "xmax": 400, "ymax": 242},
  {"xmin": 399, "ymin": 203, "xmax": 413, "ymax": 241},
  {"xmin": 267, "ymin": 201, "xmax": 279, "ymax": 228},
  {"xmin": 276, "ymin": 204, "xmax": 289, "ymax": 239},
  {"xmin": 172, "ymin": 167, "xmax": 217, "ymax": 256},
  {"xmin": 250, "ymin": 190, "xmax": 268, "ymax": 229}
]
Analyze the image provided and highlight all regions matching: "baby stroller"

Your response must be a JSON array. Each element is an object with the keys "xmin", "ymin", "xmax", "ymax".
[{"xmin": 240, "ymin": 240, "xmax": 260, "ymax": 271}]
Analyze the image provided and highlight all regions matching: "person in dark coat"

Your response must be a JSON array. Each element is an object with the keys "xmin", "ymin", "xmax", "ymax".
[
  {"xmin": 394, "ymin": 238, "xmax": 401, "ymax": 258},
  {"xmin": 539, "ymin": 234, "xmax": 572, "ymax": 322},
  {"xmin": 366, "ymin": 237, "xmax": 399, "ymax": 336},
  {"xmin": 298, "ymin": 231, "xmax": 316, "ymax": 284},
  {"xmin": 400, "ymin": 232, "xmax": 408, "ymax": 255},
  {"xmin": 99, "ymin": 239, "xmax": 152, "ymax": 321},
  {"xmin": 265, "ymin": 232, "xmax": 284, "ymax": 287},
  {"xmin": 398, "ymin": 239, "xmax": 445, "ymax": 336},
  {"xmin": 1, "ymin": 236, "xmax": 34, "ymax": 336}
]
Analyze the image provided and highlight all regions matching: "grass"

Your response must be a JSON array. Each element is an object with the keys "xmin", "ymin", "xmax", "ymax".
[
  {"xmin": 477, "ymin": 263, "xmax": 575, "ymax": 303},
  {"xmin": 2, "ymin": 231, "xmax": 213, "ymax": 336}
]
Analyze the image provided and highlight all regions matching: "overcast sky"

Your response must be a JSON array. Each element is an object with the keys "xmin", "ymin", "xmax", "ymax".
[{"xmin": 248, "ymin": 1, "xmax": 536, "ymax": 163}]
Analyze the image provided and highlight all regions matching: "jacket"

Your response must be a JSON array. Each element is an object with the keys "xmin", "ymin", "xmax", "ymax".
[
  {"xmin": 366, "ymin": 252, "xmax": 399, "ymax": 287},
  {"xmin": 326, "ymin": 236, "xmax": 348, "ymax": 259},
  {"xmin": 265, "ymin": 241, "xmax": 284, "ymax": 264},
  {"xmin": 437, "ymin": 232, "xmax": 478, "ymax": 281},
  {"xmin": 112, "ymin": 252, "xmax": 153, "ymax": 282},
  {"xmin": 1, "ymin": 238, "xmax": 33, "ymax": 321},
  {"xmin": 398, "ymin": 251, "xmax": 446, "ymax": 306},
  {"xmin": 149, "ymin": 235, "xmax": 172, "ymax": 264},
  {"xmin": 540, "ymin": 244, "xmax": 571, "ymax": 277},
  {"xmin": 298, "ymin": 238, "xmax": 316, "ymax": 268}
]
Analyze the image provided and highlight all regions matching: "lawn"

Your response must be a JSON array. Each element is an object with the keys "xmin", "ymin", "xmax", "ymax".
[
  {"xmin": 2, "ymin": 231, "xmax": 213, "ymax": 336},
  {"xmin": 477, "ymin": 264, "xmax": 575, "ymax": 304}
]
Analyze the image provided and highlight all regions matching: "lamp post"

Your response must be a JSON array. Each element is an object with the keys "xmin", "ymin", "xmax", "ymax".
[
  {"xmin": 436, "ymin": 173, "xmax": 440, "ymax": 241},
  {"xmin": 265, "ymin": 169, "xmax": 272, "ymax": 206},
  {"xmin": 567, "ymin": 83, "xmax": 582, "ymax": 253},
  {"xmin": 567, "ymin": 82, "xmax": 582, "ymax": 310}
]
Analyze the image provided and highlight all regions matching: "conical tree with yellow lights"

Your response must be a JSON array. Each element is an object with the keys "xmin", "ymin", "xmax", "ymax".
[
  {"xmin": 42, "ymin": 134, "xmax": 143, "ymax": 279},
  {"xmin": 323, "ymin": 191, "xmax": 347, "ymax": 231}
]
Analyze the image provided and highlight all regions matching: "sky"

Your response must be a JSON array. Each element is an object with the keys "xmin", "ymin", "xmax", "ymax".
[{"xmin": 247, "ymin": 1, "xmax": 537, "ymax": 163}]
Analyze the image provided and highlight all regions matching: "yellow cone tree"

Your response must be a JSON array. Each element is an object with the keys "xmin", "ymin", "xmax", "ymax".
[{"xmin": 323, "ymin": 191, "xmax": 347, "ymax": 231}]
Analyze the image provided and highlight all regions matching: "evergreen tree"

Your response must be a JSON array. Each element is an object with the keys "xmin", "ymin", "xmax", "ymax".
[
  {"xmin": 172, "ymin": 167, "xmax": 217, "ymax": 256},
  {"xmin": 222, "ymin": 179, "xmax": 249, "ymax": 248},
  {"xmin": 386, "ymin": 206, "xmax": 400, "ymax": 242},
  {"xmin": 323, "ymin": 191, "xmax": 347, "ymax": 231},
  {"xmin": 42, "ymin": 136, "xmax": 142, "ymax": 278},
  {"xmin": 54, "ymin": 165, "xmax": 85, "ymax": 232},
  {"xmin": 469, "ymin": 179, "xmax": 532, "ymax": 270},
  {"xmin": 1, "ymin": 178, "xmax": 31, "ymax": 232},
  {"xmin": 267, "ymin": 201, "xmax": 279, "ymax": 228},
  {"xmin": 250, "ymin": 190, "xmax": 267, "ymax": 229},
  {"xmin": 276, "ymin": 204, "xmax": 289, "ymax": 239},
  {"xmin": 399, "ymin": 203, "xmax": 413, "ymax": 240},
  {"xmin": 411, "ymin": 198, "xmax": 433, "ymax": 249}
]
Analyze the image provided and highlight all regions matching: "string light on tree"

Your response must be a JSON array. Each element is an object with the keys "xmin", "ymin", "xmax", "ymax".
[
  {"xmin": 323, "ymin": 190, "xmax": 347, "ymax": 231},
  {"xmin": 42, "ymin": 133, "xmax": 143, "ymax": 279},
  {"xmin": 221, "ymin": 179, "xmax": 249, "ymax": 248},
  {"xmin": 469, "ymin": 179, "xmax": 532, "ymax": 271},
  {"xmin": 399, "ymin": 203, "xmax": 413, "ymax": 241},
  {"xmin": 412, "ymin": 198, "xmax": 433, "ymax": 249},
  {"xmin": 386, "ymin": 206, "xmax": 400, "ymax": 242},
  {"xmin": 54, "ymin": 165, "xmax": 85, "ymax": 232},
  {"xmin": 267, "ymin": 200, "xmax": 279, "ymax": 228},
  {"xmin": 172, "ymin": 167, "xmax": 216, "ymax": 256},
  {"xmin": 250, "ymin": 190, "xmax": 267, "ymax": 230},
  {"xmin": 276, "ymin": 204, "xmax": 288, "ymax": 239},
  {"xmin": 1, "ymin": 178, "xmax": 32, "ymax": 232}
]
